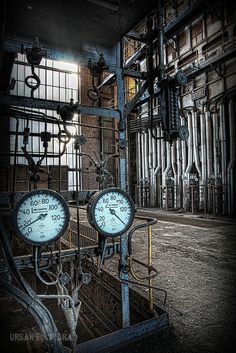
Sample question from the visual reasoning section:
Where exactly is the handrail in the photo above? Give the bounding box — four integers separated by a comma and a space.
127, 215, 159, 311
128, 215, 157, 255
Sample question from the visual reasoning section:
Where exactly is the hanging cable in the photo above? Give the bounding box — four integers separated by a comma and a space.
0, 219, 64, 353
34, 246, 59, 286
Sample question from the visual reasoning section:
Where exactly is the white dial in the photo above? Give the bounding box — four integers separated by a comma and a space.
87, 188, 135, 237
13, 189, 70, 245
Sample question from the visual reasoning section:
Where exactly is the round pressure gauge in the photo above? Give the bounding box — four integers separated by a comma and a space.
13, 189, 70, 246
87, 188, 135, 237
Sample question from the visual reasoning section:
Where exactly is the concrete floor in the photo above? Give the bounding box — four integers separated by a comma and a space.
100, 208, 236, 353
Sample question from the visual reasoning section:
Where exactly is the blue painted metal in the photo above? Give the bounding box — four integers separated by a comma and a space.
76, 313, 169, 353
4, 38, 118, 67
0, 94, 121, 120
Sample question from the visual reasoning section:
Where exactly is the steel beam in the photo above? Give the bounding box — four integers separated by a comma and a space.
125, 31, 147, 43
4, 38, 118, 67
124, 68, 147, 80
0, 94, 121, 119
0, 243, 120, 273
187, 47, 236, 79
124, 81, 149, 116
124, 0, 206, 68
164, 0, 205, 39
135, 46, 236, 107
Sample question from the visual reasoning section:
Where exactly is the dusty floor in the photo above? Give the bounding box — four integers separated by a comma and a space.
100, 208, 236, 353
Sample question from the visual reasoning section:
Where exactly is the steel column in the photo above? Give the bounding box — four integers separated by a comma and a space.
116, 42, 130, 327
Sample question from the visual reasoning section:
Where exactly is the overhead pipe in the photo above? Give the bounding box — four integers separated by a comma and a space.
227, 99, 236, 214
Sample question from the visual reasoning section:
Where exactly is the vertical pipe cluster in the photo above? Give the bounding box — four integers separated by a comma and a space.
135, 98, 235, 215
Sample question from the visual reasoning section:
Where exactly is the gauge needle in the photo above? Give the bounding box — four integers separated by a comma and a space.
109, 208, 126, 226
21, 213, 48, 229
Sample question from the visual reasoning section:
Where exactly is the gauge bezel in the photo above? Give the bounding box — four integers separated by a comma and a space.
87, 187, 135, 237
13, 189, 70, 246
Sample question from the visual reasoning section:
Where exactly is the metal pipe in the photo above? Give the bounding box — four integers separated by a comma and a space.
161, 137, 166, 207
219, 104, 227, 214
38, 294, 77, 321
200, 109, 207, 211
180, 115, 187, 174
143, 133, 146, 181
141, 133, 145, 185
171, 141, 177, 209
163, 142, 171, 185
162, 142, 171, 209
180, 115, 187, 209
176, 138, 182, 209
12, 117, 19, 207
185, 112, 193, 176
200, 109, 207, 184
154, 127, 161, 176
136, 132, 141, 205
212, 111, 219, 179
205, 111, 213, 177
184, 112, 194, 210
148, 129, 154, 206
150, 128, 157, 206
227, 99, 236, 214
192, 110, 201, 178
154, 128, 161, 207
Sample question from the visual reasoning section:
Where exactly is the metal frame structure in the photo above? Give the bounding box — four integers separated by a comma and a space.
0, 35, 135, 333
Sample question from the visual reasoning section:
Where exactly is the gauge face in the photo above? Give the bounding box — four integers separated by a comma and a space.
87, 188, 135, 237
13, 189, 70, 245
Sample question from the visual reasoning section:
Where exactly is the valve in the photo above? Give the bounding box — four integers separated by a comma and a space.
87, 54, 109, 103
40, 131, 51, 148
88, 53, 109, 77
22, 37, 47, 66
57, 99, 79, 121
21, 37, 47, 97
